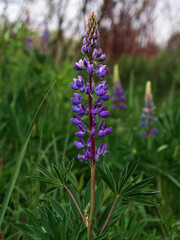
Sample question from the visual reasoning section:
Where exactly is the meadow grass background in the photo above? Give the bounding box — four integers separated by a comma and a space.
0, 19, 180, 239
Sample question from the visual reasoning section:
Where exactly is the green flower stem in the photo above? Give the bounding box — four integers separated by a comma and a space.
88, 165, 96, 240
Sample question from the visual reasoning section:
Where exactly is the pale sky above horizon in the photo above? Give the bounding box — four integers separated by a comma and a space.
0, 0, 180, 45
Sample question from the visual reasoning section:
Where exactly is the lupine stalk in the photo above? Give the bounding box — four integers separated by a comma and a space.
140, 81, 158, 139
41, 21, 49, 54
70, 12, 111, 239
112, 64, 126, 110
25, 6, 32, 51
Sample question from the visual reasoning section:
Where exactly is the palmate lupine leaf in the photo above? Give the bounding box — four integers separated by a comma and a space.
24, 209, 41, 230
15, 201, 85, 240
32, 160, 74, 192
50, 198, 66, 220
37, 207, 52, 234
71, 222, 83, 240
14, 223, 33, 235
118, 160, 139, 193
94, 182, 103, 218
97, 161, 156, 206
96, 163, 117, 194
84, 180, 91, 206
69, 185, 82, 219
97, 198, 122, 229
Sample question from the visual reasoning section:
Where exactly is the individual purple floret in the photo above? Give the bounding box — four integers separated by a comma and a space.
140, 81, 158, 137
70, 12, 111, 166
112, 64, 126, 110
41, 21, 49, 54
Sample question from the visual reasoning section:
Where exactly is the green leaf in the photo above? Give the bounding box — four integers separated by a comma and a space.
93, 232, 108, 239
14, 222, 33, 234
111, 234, 123, 240
123, 177, 153, 194
128, 198, 156, 206
33, 162, 54, 179
68, 159, 74, 173
37, 207, 52, 234
69, 185, 81, 219
50, 198, 66, 219
25, 209, 41, 229
60, 214, 68, 240
97, 198, 122, 229
94, 182, 102, 218
78, 227, 87, 240
31, 176, 57, 185
156, 144, 168, 153
84, 180, 91, 206
31, 225, 48, 240
103, 163, 117, 193
126, 192, 157, 197
96, 165, 116, 193
118, 162, 129, 192
44, 187, 57, 196
0, 132, 31, 228
51, 163, 64, 183
71, 222, 83, 240
119, 161, 138, 193
44, 205, 60, 237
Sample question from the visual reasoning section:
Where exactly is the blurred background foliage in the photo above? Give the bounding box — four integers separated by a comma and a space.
0, 0, 180, 239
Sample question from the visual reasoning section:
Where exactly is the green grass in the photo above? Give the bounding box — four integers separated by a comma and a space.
0, 25, 180, 239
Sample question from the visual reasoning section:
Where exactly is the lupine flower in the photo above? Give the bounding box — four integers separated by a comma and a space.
140, 81, 158, 137
25, 6, 33, 51
70, 12, 111, 165
25, 8, 30, 24
25, 36, 33, 51
112, 64, 126, 109
41, 21, 49, 54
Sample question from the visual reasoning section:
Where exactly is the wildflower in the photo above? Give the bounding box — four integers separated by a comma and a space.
25, 5, 33, 51
112, 64, 126, 110
25, 36, 33, 51
140, 81, 158, 137
41, 21, 49, 54
70, 12, 111, 165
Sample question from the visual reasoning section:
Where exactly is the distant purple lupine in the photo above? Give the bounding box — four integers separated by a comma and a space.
41, 21, 49, 54
25, 7, 33, 51
25, 36, 33, 51
140, 81, 158, 137
112, 64, 126, 110
70, 12, 111, 165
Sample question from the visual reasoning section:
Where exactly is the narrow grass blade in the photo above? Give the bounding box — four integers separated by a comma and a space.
0, 80, 57, 228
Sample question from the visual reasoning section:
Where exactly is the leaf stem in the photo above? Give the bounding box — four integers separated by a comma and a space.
64, 185, 87, 226
99, 196, 119, 236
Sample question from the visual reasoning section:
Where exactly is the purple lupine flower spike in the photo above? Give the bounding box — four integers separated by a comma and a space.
70, 12, 111, 165
112, 64, 126, 110
140, 81, 158, 137
25, 6, 33, 51
41, 21, 49, 54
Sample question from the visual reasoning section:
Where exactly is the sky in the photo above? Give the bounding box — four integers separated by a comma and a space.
0, 0, 180, 44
